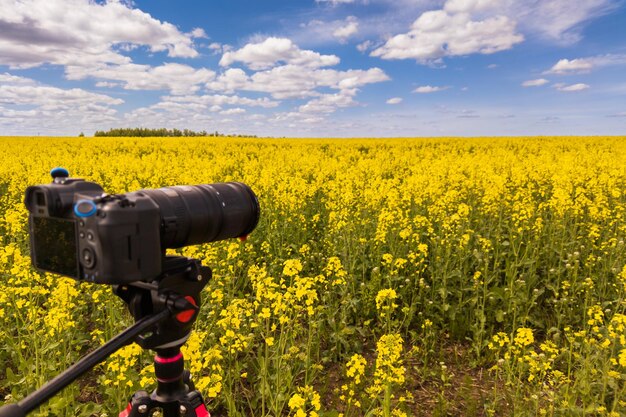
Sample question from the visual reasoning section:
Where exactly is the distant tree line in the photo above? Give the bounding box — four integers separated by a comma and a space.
93, 128, 258, 137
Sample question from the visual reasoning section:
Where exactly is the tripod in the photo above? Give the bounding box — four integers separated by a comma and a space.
0, 256, 211, 417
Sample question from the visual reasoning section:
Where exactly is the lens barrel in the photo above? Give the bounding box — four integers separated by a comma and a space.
134, 182, 260, 248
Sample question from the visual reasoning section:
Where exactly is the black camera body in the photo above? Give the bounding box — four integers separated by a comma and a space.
25, 168, 259, 284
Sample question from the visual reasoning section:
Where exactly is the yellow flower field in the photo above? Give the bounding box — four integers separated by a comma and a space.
1, 136, 626, 416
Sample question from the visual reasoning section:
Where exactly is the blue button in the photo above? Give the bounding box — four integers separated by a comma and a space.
74, 199, 97, 217
50, 167, 69, 178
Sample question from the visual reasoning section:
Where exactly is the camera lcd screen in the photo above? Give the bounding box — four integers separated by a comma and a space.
31, 217, 79, 278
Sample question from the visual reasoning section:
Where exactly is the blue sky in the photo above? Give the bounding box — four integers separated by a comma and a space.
0, 0, 625, 137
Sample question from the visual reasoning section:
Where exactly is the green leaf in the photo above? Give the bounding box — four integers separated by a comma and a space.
495, 310, 505, 323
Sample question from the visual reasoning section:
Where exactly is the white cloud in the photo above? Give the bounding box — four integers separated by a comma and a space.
0, 73, 123, 134
219, 37, 340, 70
0, 0, 200, 69
554, 83, 590, 92
442, 0, 615, 43
371, 7, 524, 63
413, 85, 449, 93
357, 40, 374, 52
189, 28, 208, 39
315, 0, 357, 5
206, 36, 390, 117
546, 58, 593, 74
269, 111, 325, 128
443, 0, 500, 14
296, 17, 368, 46
162, 94, 280, 109
522, 78, 549, 87
546, 54, 626, 75
207, 42, 232, 55
299, 90, 357, 114
206, 68, 250, 94
220, 108, 246, 115
111, 93, 276, 136
66, 63, 215, 95
386, 97, 403, 104
333, 16, 359, 43
513, 0, 616, 43
0, 76, 123, 108
95, 81, 121, 88
361, 0, 613, 65
208, 65, 389, 99
0, 72, 36, 85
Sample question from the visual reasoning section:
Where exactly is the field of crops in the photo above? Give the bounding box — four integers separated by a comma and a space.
1, 136, 626, 417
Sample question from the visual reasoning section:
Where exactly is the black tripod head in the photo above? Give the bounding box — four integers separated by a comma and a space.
0, 256, 213, 417
115, 256, 211, 350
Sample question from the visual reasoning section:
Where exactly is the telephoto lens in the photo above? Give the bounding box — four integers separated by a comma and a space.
134, 182, 260, 249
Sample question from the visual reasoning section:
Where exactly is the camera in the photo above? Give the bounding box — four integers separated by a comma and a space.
0, 167, 262, 417
24, 168, 260, 284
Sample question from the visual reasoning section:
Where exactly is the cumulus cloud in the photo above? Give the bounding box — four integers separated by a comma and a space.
220, 108, 246, 115
446, 0, 615, 43
269, 111, 325, 129
413, 85, 449, 93
514, 0, 617, 43
95, 81, 122, 88
546, 54, 626, 75
553, 83, 590, 92
357, 40, 374, 52
65, 62, 215, 95
115, 93, 279, 137
546, 58, 594, 74
162, 94, 280, 109
294, 16, 374, 46
0, 74, 123, 108
448, 0, 613, 44
522, 78, 549, 87
121, 95, 285, 137
208, 65, 389, 100
0, 72, 123, 134
205, 68, 250, 94
0, 0, 200, 69
0, 72, 36, 85
207, 42, 232, 56
315, 0, 357, 5
443, 0, 500, 14
333, 16, 359, 43
363, 0, 614, 65
210, 37, 390, 118
299, 90, 358, 114
219, 37, 340, 70
370, 1, 524, 63
202, 35, 391, 121
188, 28, 208, 39
386, 97, 403, 104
